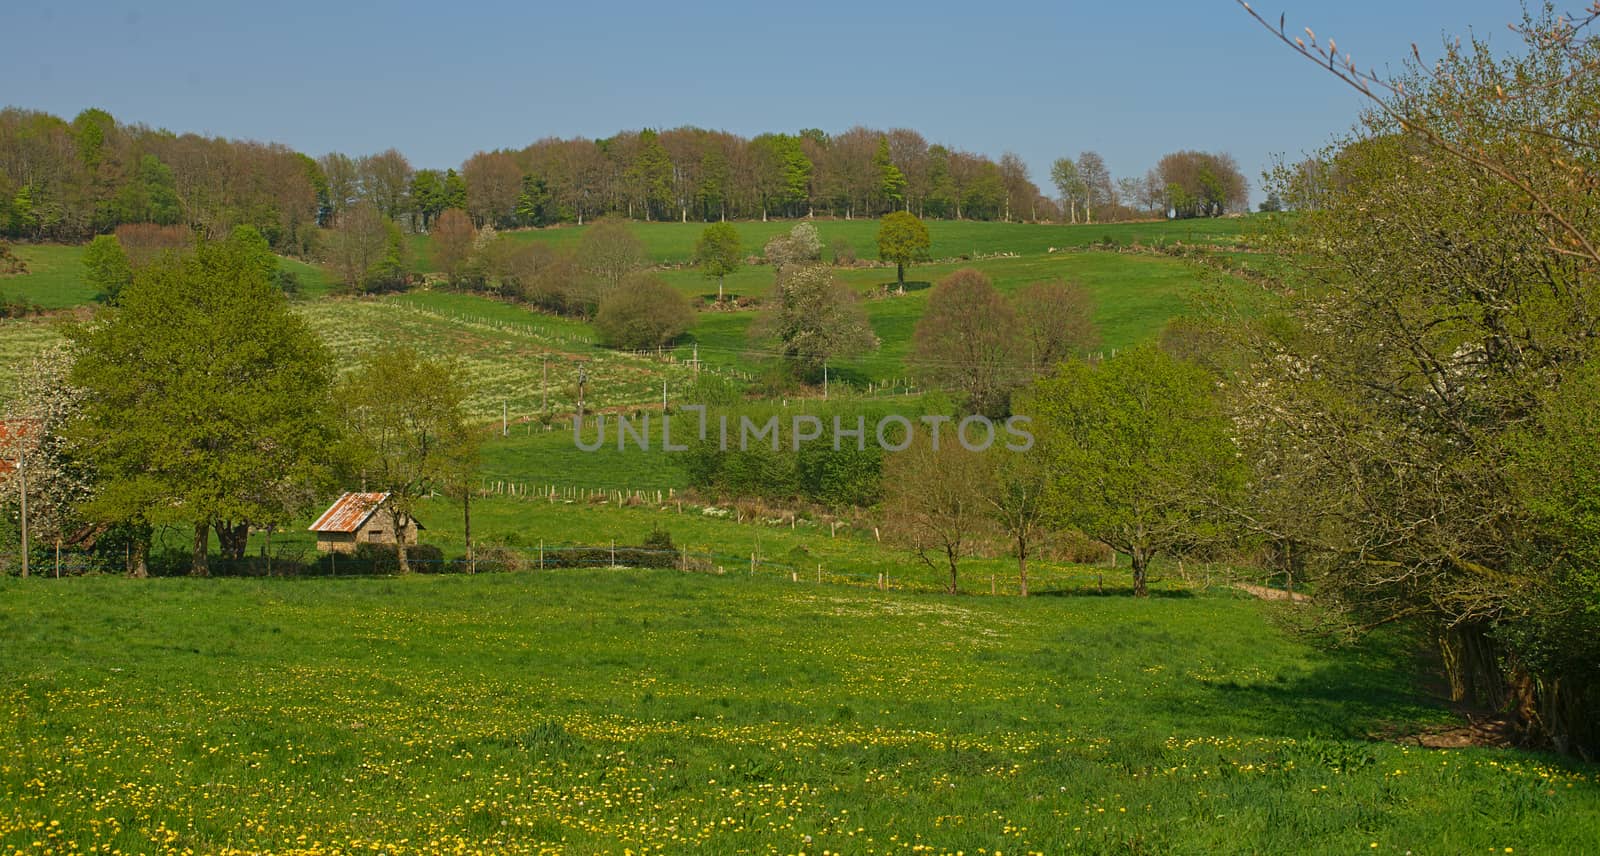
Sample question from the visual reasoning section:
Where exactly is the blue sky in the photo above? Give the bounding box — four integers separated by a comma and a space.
4, 1, 1521, 203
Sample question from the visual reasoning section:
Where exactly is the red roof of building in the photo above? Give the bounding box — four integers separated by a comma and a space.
308, 492, 390, 533
0, 420, 37, 476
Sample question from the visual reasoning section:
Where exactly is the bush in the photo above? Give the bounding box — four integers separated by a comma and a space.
829, 235, 857, 266
594, 273, 694, 349
348, 542, 445, 574
451, 544, 528, 574
540, 543, 678, 569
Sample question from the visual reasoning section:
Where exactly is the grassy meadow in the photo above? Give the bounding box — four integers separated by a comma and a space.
0, 218, 1256, 416
3, 571, 1595, 854
405, 215, 1256, 272
3, 216, 1598, 853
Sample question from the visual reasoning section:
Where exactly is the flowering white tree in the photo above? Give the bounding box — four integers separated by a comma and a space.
2, 343, 95, 559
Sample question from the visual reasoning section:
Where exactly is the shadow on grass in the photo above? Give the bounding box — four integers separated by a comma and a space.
1032, 586, 1196, 599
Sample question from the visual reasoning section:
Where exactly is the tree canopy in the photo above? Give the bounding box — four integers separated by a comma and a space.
68, 228, 340, 576
876, 211, 930, 286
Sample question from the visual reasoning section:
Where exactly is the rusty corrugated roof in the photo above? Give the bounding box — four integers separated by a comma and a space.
0, 420, 37, 476
308, 492, 390, 533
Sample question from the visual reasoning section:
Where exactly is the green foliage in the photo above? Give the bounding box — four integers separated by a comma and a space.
680, 403, 889, 507
752, 264, 877, 381
875, 211, 930, 285
67, 230, 341, 574
874, 137, 906, 208
1027, 345, 1241, 595
338, 345, 478, 572
594, 273, 694, 350
693, 222, 742, 297
81, 235, 132, 304
365, 219, 410, 293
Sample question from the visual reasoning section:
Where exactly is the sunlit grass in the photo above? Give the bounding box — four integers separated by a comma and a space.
2, 569, 1593, 854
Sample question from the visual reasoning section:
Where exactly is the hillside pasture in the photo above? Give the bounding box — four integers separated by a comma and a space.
409, 215, 1259, 272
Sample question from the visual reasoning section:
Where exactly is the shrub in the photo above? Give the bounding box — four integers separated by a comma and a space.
594, 273, 694, 350
829, 235, 857, 266
349, 542, 445, 574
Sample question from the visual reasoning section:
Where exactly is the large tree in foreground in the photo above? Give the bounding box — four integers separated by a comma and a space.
70, 228, 340, 576
338, 346, 477, 574
1026, 345, 1239, 597
1232, 2, 1600, 755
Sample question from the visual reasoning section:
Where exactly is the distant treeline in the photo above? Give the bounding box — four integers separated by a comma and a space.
0, 107, 1250, 251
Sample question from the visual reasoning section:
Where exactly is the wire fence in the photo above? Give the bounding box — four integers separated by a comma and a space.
0, 542, 1072, 596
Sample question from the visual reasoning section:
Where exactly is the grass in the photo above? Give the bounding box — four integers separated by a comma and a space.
409, 215, 1259, 270
0, 315, 74, 402
0, 244, 98, 308
2, 570, 1595, 854
676, 250, 1242, 385
293, 292, 699, 421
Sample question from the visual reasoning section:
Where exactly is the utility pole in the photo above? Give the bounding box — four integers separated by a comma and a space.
17, 443, 28, 579
502, 400, 508, 437
823, 361, 829, 400
577, 365, 587, 420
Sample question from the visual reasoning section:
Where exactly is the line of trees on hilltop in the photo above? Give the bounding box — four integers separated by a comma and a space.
1, 108, 1250, 250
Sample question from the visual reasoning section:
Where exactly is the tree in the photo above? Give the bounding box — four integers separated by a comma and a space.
1013, 279, 1099, 373
357, 149, 412, 219
764, 221, 822, 279
911, 269, 1022, 418
1076, 152, 1113, 224
1, 344, 94, 569
82, 234, 132, 304
576, 218, 646, 310
1156, 151, 1248, 218
876, 211, 930, 286
754, 263, 877, 381
595, 273, 694, 350
693, 222, 742, 301
431, 208, 476, 285
69, 230, 340, 576
1050, 158, 1084, 223
1026, 345, 1240, 596
1232, 2, 1600, 754
338, 346, 476, 574
883, 438, 992, 594
874, 136, 907, 212
323, 202, 391, 293
983, 450, 1050, 597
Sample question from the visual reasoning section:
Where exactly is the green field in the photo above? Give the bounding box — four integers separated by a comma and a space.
408, 215, 1259, 272
0, 220, 1252, 415
3, 572, 1594, 854
1, 244, 99, 308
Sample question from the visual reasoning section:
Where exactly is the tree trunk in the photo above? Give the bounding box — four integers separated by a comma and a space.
464, 490, 474, 575
217, 522, 249, 562
1439, 623, 1506, 708
1017, 543, 1028, 598
391, 509, 411, 574
1130, 549, 1148, 597
945, 546, 960, 595
897, 262, 905, 286
191, 521, 210, 577
127, 537, 149, 579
